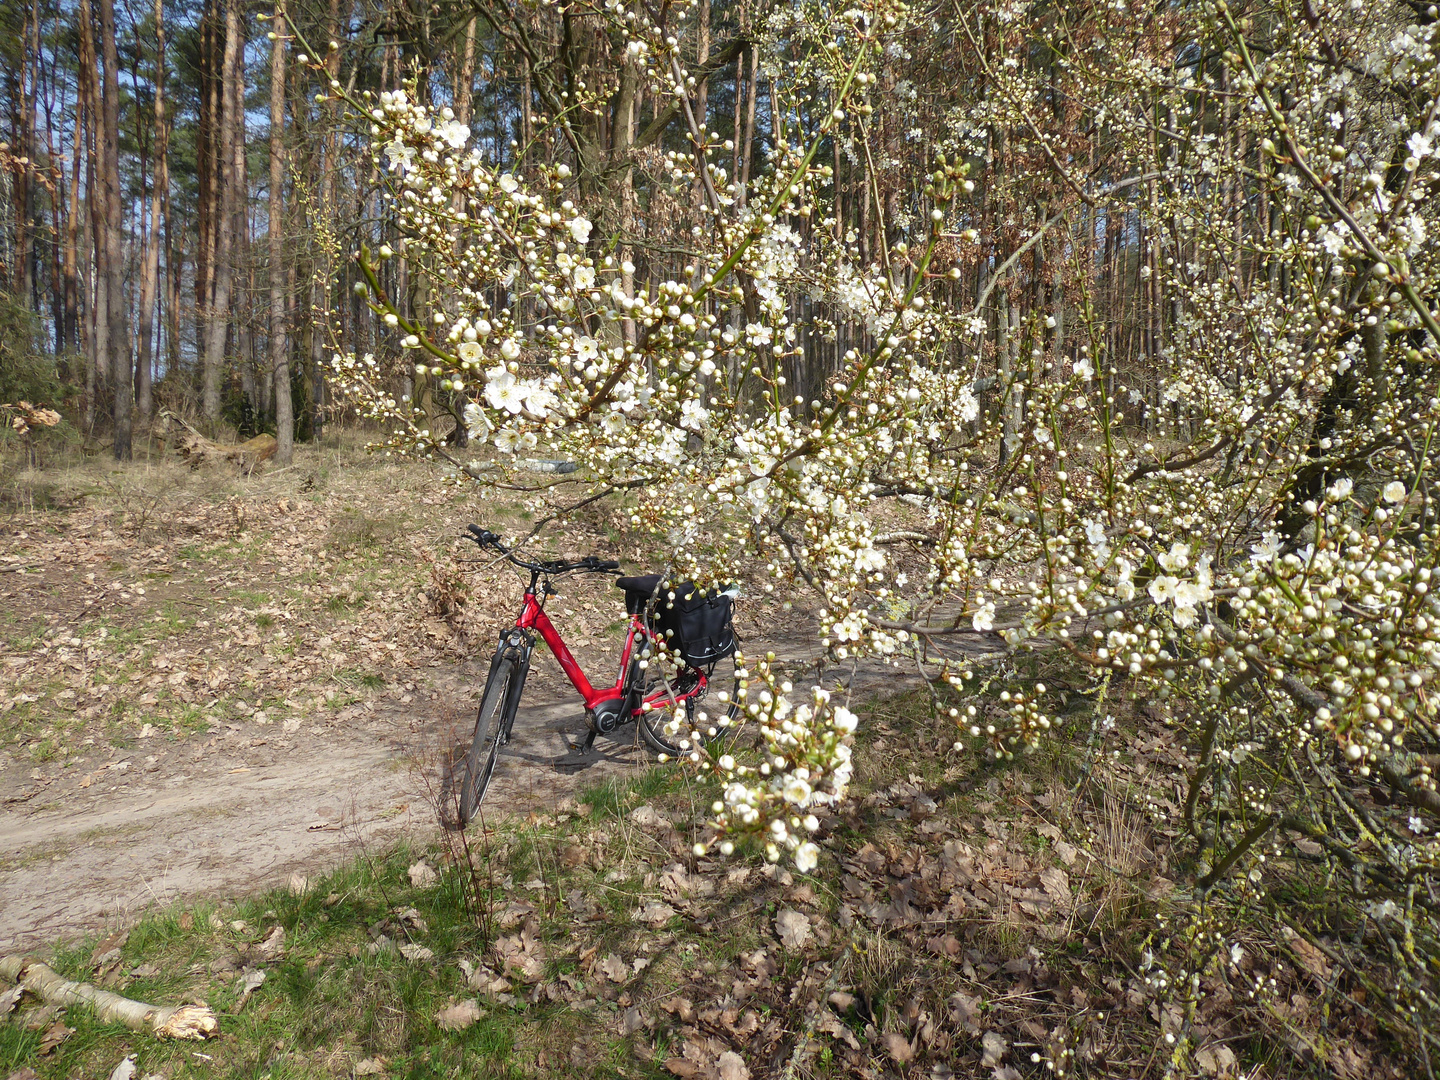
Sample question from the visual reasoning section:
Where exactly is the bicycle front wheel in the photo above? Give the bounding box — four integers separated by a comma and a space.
459, 657, 518, 824
637, 650, 743, 758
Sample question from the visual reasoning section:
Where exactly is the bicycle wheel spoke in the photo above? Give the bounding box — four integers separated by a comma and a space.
459, 658, 516, 824
638, 650, 741, 758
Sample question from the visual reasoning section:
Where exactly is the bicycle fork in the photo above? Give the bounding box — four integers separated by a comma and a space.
493, 627, 533, 745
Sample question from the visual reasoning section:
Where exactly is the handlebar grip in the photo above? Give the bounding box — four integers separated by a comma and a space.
597, 560, 621, 571
465, 525, 506, 552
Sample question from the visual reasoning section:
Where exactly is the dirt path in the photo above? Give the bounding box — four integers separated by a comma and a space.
0, 681, 663, 952
0, 641, 997, 953
0, 451, 1004, 954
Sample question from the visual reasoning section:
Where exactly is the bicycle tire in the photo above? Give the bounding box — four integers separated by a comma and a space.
637, 649, 742, 758
458, 657, 518, 824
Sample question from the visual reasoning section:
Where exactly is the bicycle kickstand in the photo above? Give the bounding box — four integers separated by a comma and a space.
555, 727, 597, 768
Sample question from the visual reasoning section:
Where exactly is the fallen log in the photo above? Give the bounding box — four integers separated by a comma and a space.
460, 458, 578, 477
159, 411, 277, 472
0, 955, 218, 1040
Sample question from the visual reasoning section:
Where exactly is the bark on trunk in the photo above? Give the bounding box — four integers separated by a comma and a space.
63, 46, 84, 357
613, 56, 638, 344
738, 43, 758, 205
135, 0, 167, 427
269, 5, 291, 464
694, 0, 710, 134
196, 0, 219, 320
99, 0, 132, 460
456, 17, 476, 130
202, 0, 243, 422
78, 0, 102, 429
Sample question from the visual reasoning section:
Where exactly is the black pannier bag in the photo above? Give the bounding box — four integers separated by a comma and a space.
652, 582, 737, 667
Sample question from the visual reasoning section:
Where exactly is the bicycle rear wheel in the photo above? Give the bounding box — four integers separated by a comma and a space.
637, 650, 743, 758
458, 657, 518, 824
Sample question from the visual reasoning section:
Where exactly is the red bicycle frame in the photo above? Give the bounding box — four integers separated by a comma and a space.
513, 583, 706, 716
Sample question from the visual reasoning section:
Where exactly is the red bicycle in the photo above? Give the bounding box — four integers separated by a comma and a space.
456, 525, 741, 823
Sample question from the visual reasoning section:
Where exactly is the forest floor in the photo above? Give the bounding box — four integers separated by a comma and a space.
0, 434, 903, 953
0, 435, 1414, 1079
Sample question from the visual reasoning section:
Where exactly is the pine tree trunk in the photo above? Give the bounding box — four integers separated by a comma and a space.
99, 0, 132, 460
310, 0, 342, 441
13, 2, 36, 313
196, 0, 217, 334
694, 0, 710, 133
63, 63, 83, 356
232, 31, 253, 426
135, 0, 166, 427
78, 0, 104, 430
165, 176, 181, 380
203, 0, 243, 423
739, 43, 758, 205
269, 3, 292, 464
456, 17, 476, 130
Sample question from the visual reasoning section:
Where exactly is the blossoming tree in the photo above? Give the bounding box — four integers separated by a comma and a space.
319, 0, 1440, 1053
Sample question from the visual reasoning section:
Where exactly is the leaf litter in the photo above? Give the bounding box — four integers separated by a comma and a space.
0, 455, 1417, 1077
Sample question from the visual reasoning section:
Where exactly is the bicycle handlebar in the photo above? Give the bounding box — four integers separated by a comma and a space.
464, 525, 620, 575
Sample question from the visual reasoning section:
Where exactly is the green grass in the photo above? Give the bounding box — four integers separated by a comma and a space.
2, 678, 1390, 1079
0, 848, 526, 1080
0, 811, 703, 1080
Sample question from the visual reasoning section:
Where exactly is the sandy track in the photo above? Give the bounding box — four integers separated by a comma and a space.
0, 691, 658, 953
0, 636, 1007, 952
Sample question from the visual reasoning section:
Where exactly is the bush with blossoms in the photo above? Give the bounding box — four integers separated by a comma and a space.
323, 0, 1440, 1055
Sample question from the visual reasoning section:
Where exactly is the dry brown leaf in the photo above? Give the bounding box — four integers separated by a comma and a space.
814, 1011, 861, 1050
927, 933, 962, 958
1280, 927, 1332, 983
775, 909, 810, 950
662, 996, 697, 1022
492, 901, 535, 930
253, 925, 286, 962
435, 999, 485, 1031
235, 967, 266, 1011
1195, 1044, 1238, 1076
1039, 867, 1070, 906
38, 1020, 73, 1056
629, 804, 673, 832
0, 984, 23, 1017
599, 953, 629, 983
660, 864, 701, 903
635, 902, 678, 927
980, 1031, 1007, 1068
493, 932, 544, 983
882, 1033, 915, 1064
91, 928, 129, 969
716, 1050, 750, 1080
